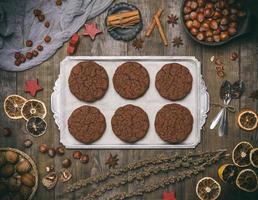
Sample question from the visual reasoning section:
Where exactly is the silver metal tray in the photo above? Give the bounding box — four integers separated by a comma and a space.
51, 56, 209, 149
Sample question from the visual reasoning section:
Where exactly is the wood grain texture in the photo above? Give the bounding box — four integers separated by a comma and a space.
0, 0, 258, 200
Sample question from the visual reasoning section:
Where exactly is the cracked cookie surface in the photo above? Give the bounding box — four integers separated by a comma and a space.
155, 103, 193, 144
68, 105, 106, 144
155, 63, 192, 101
68, 61, 109, 102
113, 62, 150, 99
111, 104, 149, 143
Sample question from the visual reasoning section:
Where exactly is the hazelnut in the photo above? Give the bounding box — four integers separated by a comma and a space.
205, 30, 213, 37
184, 14, 190, 21
32, 50, 38, 57
218, 1, 225, 9
15, 60, 21, 66
38, 14, 45, 22
229, 22, 237, 28
80, 154, 89, 164
222, 9, 229, 16
237, 10, 246, 18
39, 144, 48, 153
213, 11, 221, 19
230, 8, 238, 15
44, 21, 50, 28
72, 151, 82, 159
44, 36, 51, 43
220, 31, 229, 41
197, 0, 205, 7
185, 1, 192, 7
15, 52, 21, 59
48, 148, 56, 158
199, 7, 204, 13
20, 55, 26, 63
190, 12, 197, 20
56, 145, 65, 155
229, 14, 237, 22
25, 52, 33, 60
190, 27, 198, 36
25, 40, 33, 47
210, 20, 218, 30
213, 35, 221, 42
184, 6, 191, 14
62, 158, 71, 168
206, 37, 214, 42
190, 1, 198, 10
200, 22, 209, 32
228, 27, 237, 36
213, 28, 221, 35
192, 20, 201, 29
205, 2, 213, 9
33, 9, 42, 17
24, 139, 33, 148
220, 17, 229, 25
37, 45, 43, 51
204, 8, 213, 18
196, 32, 205, 41
185, 20, 193, 29
197, 13, 204, 22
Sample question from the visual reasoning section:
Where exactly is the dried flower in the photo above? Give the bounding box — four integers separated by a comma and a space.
132, 38, 144, 50
172, 36, 183, 47
167, 14, 178, 27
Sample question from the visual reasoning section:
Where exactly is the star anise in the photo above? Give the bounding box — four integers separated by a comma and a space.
105, 153, 119, 169
249, 90, 258, 101
132, 38, 144, 50
167, 14, 178, 27
172, 36, 183, 47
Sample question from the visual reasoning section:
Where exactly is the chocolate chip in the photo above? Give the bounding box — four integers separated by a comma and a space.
26, 52, 33, 60
38, 14, 45, 22
44, 35, 51, 43
26, 40, 33, 47
15, 52, 21, 59
15, 59, 21, 66
33, 9, 42, 17
20, 55, 26, 63
44, 21, 50, 28
32, 50, 38, 57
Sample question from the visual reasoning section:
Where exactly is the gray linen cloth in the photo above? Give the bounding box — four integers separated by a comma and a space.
0, 0, 113, 71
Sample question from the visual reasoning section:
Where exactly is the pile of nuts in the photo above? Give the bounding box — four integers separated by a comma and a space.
183, 0, 247, 43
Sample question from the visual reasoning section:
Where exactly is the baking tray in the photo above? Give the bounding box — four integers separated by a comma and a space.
51, 56, 209, 149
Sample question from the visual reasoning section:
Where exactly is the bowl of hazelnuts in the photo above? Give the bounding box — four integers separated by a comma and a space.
181, 0, 251, 46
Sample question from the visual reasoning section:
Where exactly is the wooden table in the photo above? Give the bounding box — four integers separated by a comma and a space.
0, 1, 258, 199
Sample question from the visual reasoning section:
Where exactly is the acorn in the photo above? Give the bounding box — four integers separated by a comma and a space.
16, 160, 32, 174
5, 151, 19, 164
21, 173, 35, 188
0, 164, 14, 178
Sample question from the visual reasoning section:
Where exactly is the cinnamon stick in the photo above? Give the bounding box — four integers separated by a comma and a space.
145, 8, 163, 37
107, 10, 139, 25
154, 15, 168, 46
107, 15, 140, 27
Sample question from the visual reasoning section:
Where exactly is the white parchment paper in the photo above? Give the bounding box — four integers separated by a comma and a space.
54, 56, 204, 149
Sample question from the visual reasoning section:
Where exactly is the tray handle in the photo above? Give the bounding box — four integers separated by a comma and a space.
199, 78, 210, 130
51, 76, 61, 130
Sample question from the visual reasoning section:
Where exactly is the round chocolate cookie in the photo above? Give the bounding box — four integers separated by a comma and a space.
111, 104, 149, 143
68, 105, 106, 144
155, 103, 193, 144
155, 63, 193, 101
68, 61, 109, 102
113, 62, 150, 99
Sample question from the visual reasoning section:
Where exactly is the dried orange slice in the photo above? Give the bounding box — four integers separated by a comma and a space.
232, 141, 253, 167
196, 177, 221, 200
26, 116, 47, 137
236, 169, 258, 192
218, 164, 239, 184
237, 109, 258, 131
4, 95, 27, 119
250, 148, 258, 168
21, 99, 47, 120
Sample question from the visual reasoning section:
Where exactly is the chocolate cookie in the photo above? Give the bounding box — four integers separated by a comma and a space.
68, 105, 106, 144
111, 104, 149, 143
155, 63, 193, 101
68, 61, 109, 102
113, 62, 150, 99
155, 103, 193, 144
